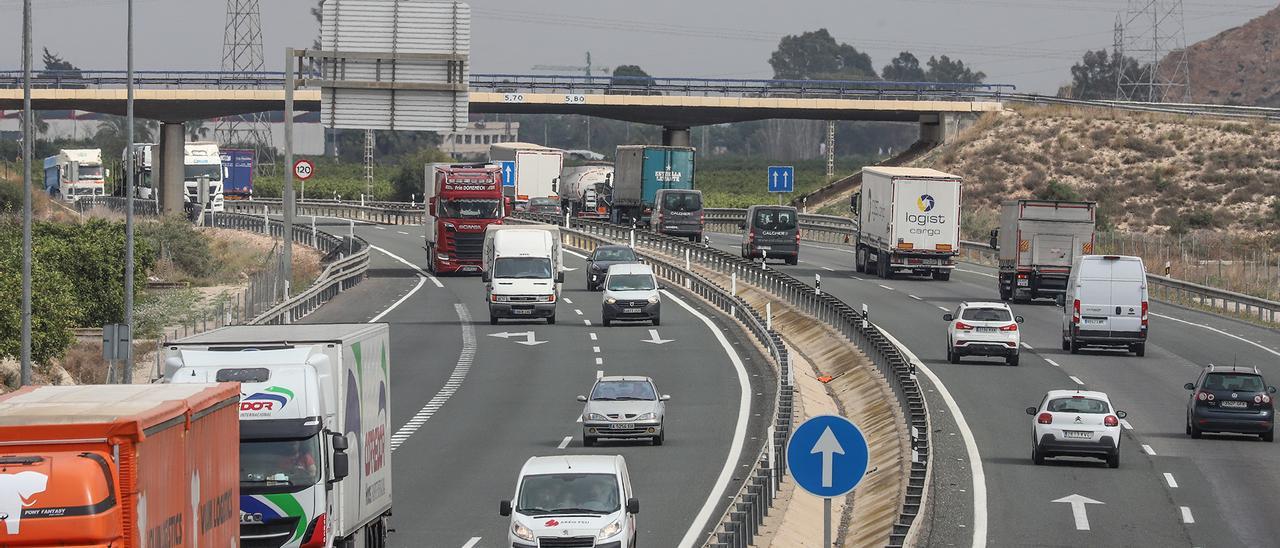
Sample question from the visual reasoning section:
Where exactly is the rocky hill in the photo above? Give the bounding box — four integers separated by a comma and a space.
1163, 5, 1280, 106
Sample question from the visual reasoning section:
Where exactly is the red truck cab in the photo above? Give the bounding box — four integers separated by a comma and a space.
425, 164, 506, 274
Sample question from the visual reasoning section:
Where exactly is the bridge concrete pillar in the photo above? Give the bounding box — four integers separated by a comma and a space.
662, 126, 691, 147
158, 121, 186, 216
919, 113, 977, 144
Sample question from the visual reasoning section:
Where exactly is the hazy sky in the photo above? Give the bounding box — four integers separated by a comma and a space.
1, 0, 1275, 94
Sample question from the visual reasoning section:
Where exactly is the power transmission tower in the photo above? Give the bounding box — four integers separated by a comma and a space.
215, 0, 276, 176
1116, 0, 1190, 103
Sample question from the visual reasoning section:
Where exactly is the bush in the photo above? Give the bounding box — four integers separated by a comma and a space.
0, 224, 78, 367
33, 219, 154, 328
1036, 180, 1082, 201
138, 216, 214, 280
391, 148, 454, 201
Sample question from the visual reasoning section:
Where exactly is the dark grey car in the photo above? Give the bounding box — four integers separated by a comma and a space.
1185, 365, 1276, 441
586, 245, 639, 290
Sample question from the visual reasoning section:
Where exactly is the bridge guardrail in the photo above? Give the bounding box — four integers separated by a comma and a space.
226, 199, 424, 225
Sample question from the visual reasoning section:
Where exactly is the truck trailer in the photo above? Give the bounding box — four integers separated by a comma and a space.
0, 383, 241, 546
164, 323, 393, 548
994, 199, 1097, 301
854, 167, 962, 280
559, 163, 614, 218
489, 142, 564, 206
610, 145, 694, 226
425, 163, 506, 274
221, 148, 255, 200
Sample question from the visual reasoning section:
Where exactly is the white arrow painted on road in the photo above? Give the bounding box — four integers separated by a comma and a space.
1052, 494, 1104, 531
811, 426, 845, 488
642, 329, 673, 345
487, 331, 547, 346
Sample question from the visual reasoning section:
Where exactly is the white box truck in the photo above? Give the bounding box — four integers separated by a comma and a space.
43, 148, 107, 201
163, 323, 393, 548
854, 167, 962, 280
993, 199, 1097, 301
482, 224, 563, 325
489, 142, 564, 207
185, 141, 226, 212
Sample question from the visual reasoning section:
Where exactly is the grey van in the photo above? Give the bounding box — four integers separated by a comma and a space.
1060, 255, 1149, 356
653, 189, 705, 242
740, 205, 799, 265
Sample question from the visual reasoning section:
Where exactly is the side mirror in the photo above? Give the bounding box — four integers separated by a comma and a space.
626, 498, 640, 514
482, 271, 491, 282
1270, 386, 1277, 394
1055, 295, 1066, 307
556, 271, 565, 284
1184, 382, 1195, 390
660, 394, 671, 401
499, 500, 512, 517
331, 452, 350, 482
1116, 410, 1128, 419
657, 285, 667, 291
1025, 407, 1037, 415
577, 395, 587, 402
942, 313, 954, 322
737, 222, 746, 230
331, 433, 349, 451
1015, 315, 1024, 323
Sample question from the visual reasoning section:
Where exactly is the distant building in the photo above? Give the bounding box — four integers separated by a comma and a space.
441, 121, 520, 159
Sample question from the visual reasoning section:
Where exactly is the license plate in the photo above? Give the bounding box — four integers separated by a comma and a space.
624, 308, 643, 314
512, 309, 532, 315
976, 327, 997, 333
460, 265, 479, 272
1083, 318, 1107, 326
1063, 431, 1091, 439
610, 423, 634, 430
757, 246, 772, 250
1221, 400, 1248, 408
1017, 279, 1029, 286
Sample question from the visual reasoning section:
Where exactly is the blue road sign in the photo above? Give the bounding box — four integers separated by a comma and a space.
768, 165, 794, 193
787, 414, 869, 498
499, 161, 516, 187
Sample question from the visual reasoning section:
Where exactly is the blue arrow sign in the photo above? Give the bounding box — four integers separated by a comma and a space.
768, 165, 794, 193
787, 414, 869, 498
499, 161, 516, 187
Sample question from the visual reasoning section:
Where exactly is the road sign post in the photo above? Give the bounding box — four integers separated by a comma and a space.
787, 414, 870, 546
768, 165, 795, 205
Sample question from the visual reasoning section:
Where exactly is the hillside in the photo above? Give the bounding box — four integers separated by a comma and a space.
1161, 5, 1280, 106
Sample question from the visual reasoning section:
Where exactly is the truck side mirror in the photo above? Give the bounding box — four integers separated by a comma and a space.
331, 432, 350, 482
989, 229, 999, 249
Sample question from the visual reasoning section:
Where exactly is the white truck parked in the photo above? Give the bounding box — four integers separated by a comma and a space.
489, 142, 564, 207
482, 224, 563, 325
186, 141, 226, 212
164, 323, 393, 548
993, 199, 1097, 302
853, 167, 962, 280
43, 148, 107, 201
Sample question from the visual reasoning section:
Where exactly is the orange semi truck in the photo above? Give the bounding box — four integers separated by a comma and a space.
0, 383, 241, 547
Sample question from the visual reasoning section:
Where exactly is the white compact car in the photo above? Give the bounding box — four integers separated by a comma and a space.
1026, 390, 1127, 468
944, 302, 1024, 365
500, 455, 639, 548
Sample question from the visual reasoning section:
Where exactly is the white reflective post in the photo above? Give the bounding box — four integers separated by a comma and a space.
731, 272, 737, 295
766, 302, 772, 330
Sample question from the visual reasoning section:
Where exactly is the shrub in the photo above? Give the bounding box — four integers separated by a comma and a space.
0, 225, 78, 367
32, 219, 154, 328
1037, 180, 1082, 201
138, 217, 215, 280
1186, 209, 1215, 229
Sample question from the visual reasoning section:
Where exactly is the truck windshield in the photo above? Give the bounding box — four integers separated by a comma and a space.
753, 209, 797, 230
606, 274, 655, 291
517, 473, 620, 516
185, 164, 223, 182
240, 436, 321, 489
78, 165, 104, 179
494, 257, 553, 279
661, 191, 701, 212
440, 199, 501, 219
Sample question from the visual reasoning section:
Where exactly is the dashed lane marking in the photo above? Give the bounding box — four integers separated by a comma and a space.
821, 266, 835, 271
389, 304, 474, 451
575, 309, 584, 316
1069, 376, 1084, 385
596, 370, 603, 379
397, 231, 408, 235
937, 306, 950, 312
589, 333, 598, 341
1021, 342, 1033, 350
1045, 358, 1060, 367
462, 537, 481, 548
1120, 419, 1133, 430
564, 297, 573, 304
595, 357, 603, 365
1181, 507, 1195, 524
1164, 473, 1178, 488
909, 295, 921, 300
584, 320, 592, 326
557, 436, 573, 449
592, 346, 601, 353
878, 284, 893, 290
1142, 444, 1156, 456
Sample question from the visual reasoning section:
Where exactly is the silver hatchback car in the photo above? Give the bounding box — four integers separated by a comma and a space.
577, 376, 670, 446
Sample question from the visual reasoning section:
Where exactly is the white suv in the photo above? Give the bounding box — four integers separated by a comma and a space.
500, 455, 639, 547
1026, 390, 1127, 468
944, 302, 1024, 365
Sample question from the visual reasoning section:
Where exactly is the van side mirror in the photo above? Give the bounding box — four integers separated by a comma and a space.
942, 313, 954, 322
499, 500, 512, 517
626, 498, 640, 514
482, 271, 491, 282
1055, 295, 1065, 307
660, 394, 671, 401
1025, 407, 1037, 415
1184, 382, 1195, 390
1270, 386, 1277, 394
556, 271, 565, 284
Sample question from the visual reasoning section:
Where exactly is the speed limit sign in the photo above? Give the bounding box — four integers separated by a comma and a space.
293, 159, 315, 181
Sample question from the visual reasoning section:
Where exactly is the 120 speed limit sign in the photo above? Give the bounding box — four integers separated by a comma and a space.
293, 159, 315, 180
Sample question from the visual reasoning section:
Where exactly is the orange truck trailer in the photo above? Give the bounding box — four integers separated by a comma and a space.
0, 383, 241, 547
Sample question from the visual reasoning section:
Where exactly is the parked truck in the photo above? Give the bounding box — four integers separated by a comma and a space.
164, 323, 393, 548
221, 148, 255, 200
0, 383, 241, 546
185, 142, 226, 212
43, 148, 107, 201
559, 163, 614, 218
489, 142, 564, 207
482, 225, 563, 325
853, 167, 962, 280
425, 163, 506, 274
993, 199, 1097, 301
610, 145, 695, 226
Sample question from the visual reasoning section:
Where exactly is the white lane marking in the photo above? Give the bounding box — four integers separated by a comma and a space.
1142, 444, 1156, 456
462, 537, 481, 548
584, 320, 592, 326
576, 414, 583, 423
1045, 358, 1061, 367
668, 288, 752, 548
878, 284, 893, 290
596, 369, 603, 379
1164, 473, 1179, 488
1181, 506, 1195, 524
370, 275, 427, 323
876, 327, 987, 548
937, 306, 950, 312
595, 357, 603, 365
589, 333, 598, 341
575, 309, 584, 316
370, 244, 444, 288
1021, 342, 1033, 350
565, 249, 589, 259
564, 297, 573, 304
592, 346, 601, 353
376, 226, 386, 230
1151, 313, 1280, 359
557, 436, 573, 449
821, 266, 835, 271
957, 268, 997, 278
390, 304, 474, 451
1120, 419, 1133, 430
849, 275, 865, 280
397, 230, 408, 235
1069, 376, 1085, 385
908, 294, 921, 300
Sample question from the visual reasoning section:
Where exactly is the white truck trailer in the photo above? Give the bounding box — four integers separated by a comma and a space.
164, 323, 393, 548
489, 142, 564, 206
854, 167, 962, 280
482, 224, 563, 325
993, 199, 1097, 301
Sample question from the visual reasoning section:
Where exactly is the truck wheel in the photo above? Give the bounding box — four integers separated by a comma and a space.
999, 284, 1012, 301
786, 256, 798, 266
1131, 343, 1146, 357
548, 315, 556, 325
932, 270, 951, 281
489, 315, 498, 326
1069, 336, 1081, 354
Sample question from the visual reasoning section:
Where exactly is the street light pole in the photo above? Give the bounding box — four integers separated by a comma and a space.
282, 48, 295, 297
20, 0, 33, 386
123, 0, 136, 383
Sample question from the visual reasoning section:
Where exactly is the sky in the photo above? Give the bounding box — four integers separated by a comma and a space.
1, 0, 1276, 94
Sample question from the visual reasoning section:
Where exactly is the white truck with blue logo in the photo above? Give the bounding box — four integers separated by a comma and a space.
163, 323, 393, 548
853, 166, 962, 281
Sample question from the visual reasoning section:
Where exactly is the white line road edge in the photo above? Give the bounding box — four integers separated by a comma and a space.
370, 275, 427, 323
876, 327, 987, 548
667, 288, 752, 548
461, 537, 480, 548
389, 304, 475, 451
1151, 313, 1280, 359
370, 244, 444, 288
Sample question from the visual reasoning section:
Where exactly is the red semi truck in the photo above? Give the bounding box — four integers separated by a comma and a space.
425, 163, 507, 274
0, 383, 241, 547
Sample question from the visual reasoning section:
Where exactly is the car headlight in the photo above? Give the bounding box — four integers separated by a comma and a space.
647, 295, 659, 304
596, 519, 622, 540
635, 412, 656, 421
605, 297, 617, 304
512, 522, 535, 541
586, 413, 608, 421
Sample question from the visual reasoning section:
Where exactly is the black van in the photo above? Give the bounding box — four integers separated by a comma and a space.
740, 205, 799, 265
653, 189, 705, 242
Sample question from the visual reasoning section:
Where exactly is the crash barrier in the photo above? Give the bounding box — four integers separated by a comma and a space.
226, 199, 424, 225
518, 213, 930, 548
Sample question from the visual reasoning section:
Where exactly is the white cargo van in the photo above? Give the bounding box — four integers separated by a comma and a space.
483, 225, 563, 324
500, 455, 639, 548
1060, 255, 1149, 356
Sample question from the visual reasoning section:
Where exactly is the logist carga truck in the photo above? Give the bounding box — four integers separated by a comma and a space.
993, 199, 1097, 302
0, 383, 241, 546
853, 167, 962, 280
610, 145, 694, 226
483, 225, 563, 325
164, 323, 393, 548
425, 163, 506, 274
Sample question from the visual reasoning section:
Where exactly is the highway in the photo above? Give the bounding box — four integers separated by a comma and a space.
299, 220, 774, 546
705, 231, 1280, 547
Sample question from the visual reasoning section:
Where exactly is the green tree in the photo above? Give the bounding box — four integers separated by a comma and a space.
1066, 48, 1144, 100
925, 55, 986, 83
35, 219, 154, 327
610, 64, 654, 88
882, 51, 926, 82
611, 65, 650, 78
93, 115, 157, 163
41, 47, 83, 80
391, 148, 454, 201
0, 225, 78, 367
768, 29, 878, 80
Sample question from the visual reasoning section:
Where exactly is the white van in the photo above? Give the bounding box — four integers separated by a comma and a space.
1060, 255, 1149, 356
483, 225, 564, 325
500, 455, 639, 548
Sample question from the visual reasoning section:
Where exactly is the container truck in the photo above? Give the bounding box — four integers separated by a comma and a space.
993, 199, 1097, 301
559, 163, 614, 218
185, 142, 226, 213
425, 163, 506, 274
0, 383, 241, 546
853, 167, 962, 280
610, 145, 694, 226
43, 148, 107, 201
489, 142, 564, 207
482, 225, 563, 325
164, 323, 393, 548
221, 148, 255, 200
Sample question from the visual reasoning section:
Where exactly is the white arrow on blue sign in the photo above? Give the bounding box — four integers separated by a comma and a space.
786, 414, 869, 498
768, 165, 794, 193
499, 161, 516, 187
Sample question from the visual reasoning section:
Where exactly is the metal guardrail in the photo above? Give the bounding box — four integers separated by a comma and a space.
226, 199, 424, 225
